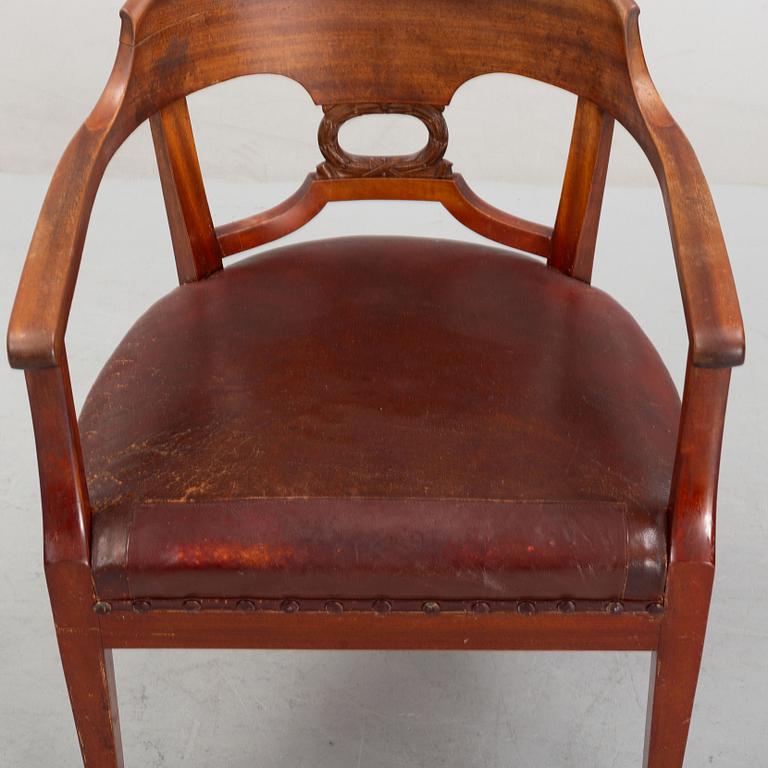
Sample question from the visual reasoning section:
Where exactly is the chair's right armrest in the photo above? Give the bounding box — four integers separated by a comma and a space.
7, 123, 115, 371
8, 40, 136, 570
8, 36, 134, 371
6, 122, 114, 564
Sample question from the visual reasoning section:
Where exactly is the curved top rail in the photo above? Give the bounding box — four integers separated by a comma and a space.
116, 0, 641, 120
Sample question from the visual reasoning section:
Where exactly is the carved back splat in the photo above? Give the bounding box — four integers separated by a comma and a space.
317, 103, 452, 180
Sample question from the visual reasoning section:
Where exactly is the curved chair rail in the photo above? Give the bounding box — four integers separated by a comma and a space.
215, 174, 554, 259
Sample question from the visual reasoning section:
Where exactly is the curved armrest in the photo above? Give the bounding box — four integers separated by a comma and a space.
7, 46, 132, 371
623, 13, 745, 370
654, 125, 745, 368
8, 128, 109, 369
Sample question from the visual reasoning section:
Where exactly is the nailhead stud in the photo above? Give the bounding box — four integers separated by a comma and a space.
647, 602, 665, 615
281, 599, 300, 614
236, 599, 256, 612
557, 600, 577, 614
325, 600, 344, 614
471, 601, 491, 614
93, 601, 112, 615
132, 600, 151, 613
517, 601, 537, 615
183, 599, 202, 612
606, 601, 624, 615
372, 599, 392, 614
422, 600, 441, 615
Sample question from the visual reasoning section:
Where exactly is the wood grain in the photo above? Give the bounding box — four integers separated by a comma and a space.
316, 103, 452, 180
551, 97, 615, 282
100, 610, 662, 651
215, 174, 554, 257
150, 97, 223, 283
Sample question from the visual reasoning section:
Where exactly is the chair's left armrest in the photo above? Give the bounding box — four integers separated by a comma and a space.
653, 130, 742, 564
650, 124, 745, 369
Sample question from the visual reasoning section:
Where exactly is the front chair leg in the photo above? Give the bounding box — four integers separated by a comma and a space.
643, 564, 714, 768
57, 628, 124, 768
48, 564, 124, 768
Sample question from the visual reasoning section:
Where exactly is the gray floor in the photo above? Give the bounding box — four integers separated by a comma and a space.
1, 173, 765, 766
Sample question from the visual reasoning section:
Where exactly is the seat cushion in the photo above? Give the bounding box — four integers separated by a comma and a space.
82, 236, 680, 608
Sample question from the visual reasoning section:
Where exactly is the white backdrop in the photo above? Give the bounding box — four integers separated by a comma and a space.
1, 0, 766, 186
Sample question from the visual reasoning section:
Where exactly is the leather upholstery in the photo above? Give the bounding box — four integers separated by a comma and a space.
81, 237, 680, 603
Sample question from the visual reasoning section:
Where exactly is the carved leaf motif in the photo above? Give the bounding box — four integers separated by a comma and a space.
317, 103, 452, 180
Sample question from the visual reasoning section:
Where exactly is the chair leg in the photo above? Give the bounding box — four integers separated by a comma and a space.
47, 562, 124, 768
56, 624, 125, 768
643, 564, 713, 768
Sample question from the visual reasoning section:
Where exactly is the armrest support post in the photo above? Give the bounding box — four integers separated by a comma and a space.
668, 360, 732, 566
25, 354, 92, 567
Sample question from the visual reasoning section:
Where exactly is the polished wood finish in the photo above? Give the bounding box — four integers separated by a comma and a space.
316, 103, 452, 179
26, 362, 124, 766
216, 174, 554, 257
551, 97, 615, 282
100, 610, 662, 652
641, 365, 731, 768
50, 564, 124, 768
7, 2, 744, 767
149, 97, 222, 283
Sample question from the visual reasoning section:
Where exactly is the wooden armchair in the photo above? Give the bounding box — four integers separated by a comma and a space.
7, 1, 745, 766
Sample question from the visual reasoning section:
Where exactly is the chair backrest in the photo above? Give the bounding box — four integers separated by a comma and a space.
119, 0, 640, 119
100, 0, 659, 284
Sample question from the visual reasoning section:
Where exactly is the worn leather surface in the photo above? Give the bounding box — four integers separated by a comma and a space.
81, 237, 680, 602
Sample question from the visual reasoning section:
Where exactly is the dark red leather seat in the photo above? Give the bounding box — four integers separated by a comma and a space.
81, 237, 679, 609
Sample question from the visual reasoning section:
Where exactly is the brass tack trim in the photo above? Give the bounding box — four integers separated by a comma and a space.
372, 599, 392, 614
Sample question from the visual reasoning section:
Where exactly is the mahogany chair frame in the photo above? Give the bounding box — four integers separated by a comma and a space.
7, 1, 744, 767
